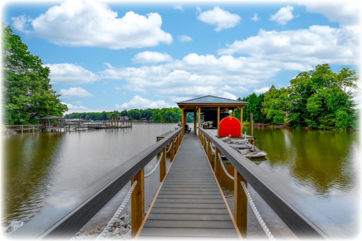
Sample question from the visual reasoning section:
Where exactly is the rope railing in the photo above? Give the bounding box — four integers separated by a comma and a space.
166, 141, 173, 153
217, 152, 275, 240
218, 152, 235, 180
144, 152, 164, 178
240, 181, 275, 240
96, 180, 138, 239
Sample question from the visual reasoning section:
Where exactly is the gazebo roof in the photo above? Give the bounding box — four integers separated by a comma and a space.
39, 116, 65, 120
177, 95, 248, 105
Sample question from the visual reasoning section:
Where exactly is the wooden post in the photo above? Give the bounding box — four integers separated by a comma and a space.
234, 168, 247, 238
181, 108, 185, 132
207, 140, 212, 162
240, 106, 243, 137
194, 108, 197, 135
131, 168, 144, 237
217, 106, 220, 137
21, 125, 23, 133
160, 147, 166, 182
233, 109, 235, 117
214, 147, 221, 181
250, 113, 253, 137
198, 107, 201, 135
170, 138, 175, 162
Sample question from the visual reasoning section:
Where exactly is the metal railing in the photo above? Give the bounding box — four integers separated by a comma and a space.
198, 127, 328, 239
8, 128, 184, 239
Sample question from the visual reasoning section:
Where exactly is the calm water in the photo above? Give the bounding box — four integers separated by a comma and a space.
2, 124, 360, 238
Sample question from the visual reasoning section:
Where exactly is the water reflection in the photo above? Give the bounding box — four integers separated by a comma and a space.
3, 133, 64, 225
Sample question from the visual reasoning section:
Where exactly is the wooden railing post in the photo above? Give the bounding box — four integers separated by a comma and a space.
207, 139, 212, 162
160, 147, 166, 182
214, 147, 221, 181
131, 168, 144, 237
234, 168, 247, 238
170, 138, 175, 162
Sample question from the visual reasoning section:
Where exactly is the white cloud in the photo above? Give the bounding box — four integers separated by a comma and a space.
44, 63, 100, 85
179, 35, 193, 42
99, 54, 271, 102
103, 90, 108, 95
269, 6, 294, 25
73, 101, 83, 105
221, 92, 237, 100
11, 15, 31, 33
13, 0, 172, 49
114, 86, 122, 90
251, 13, 260, 21
173, 5, 184, 11
59, 87, 93, 98
132, 51, 173, 64
302, 1, 359, 26
63, 102, 88, 110
254, 87, 270, 95
117, 96, 169, 109
218, 25, 359, 66
197, 6, 241, 31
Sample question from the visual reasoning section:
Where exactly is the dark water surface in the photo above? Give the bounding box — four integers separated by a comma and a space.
2, 124, 360, 238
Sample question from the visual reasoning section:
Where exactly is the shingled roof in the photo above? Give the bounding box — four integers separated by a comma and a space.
177, 95, 248, 104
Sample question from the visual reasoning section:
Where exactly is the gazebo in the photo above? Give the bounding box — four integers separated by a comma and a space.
177, 95, 248, 137
39, 116, 66, 131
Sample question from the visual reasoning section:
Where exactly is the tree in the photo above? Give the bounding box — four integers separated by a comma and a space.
2, 23, 67, 124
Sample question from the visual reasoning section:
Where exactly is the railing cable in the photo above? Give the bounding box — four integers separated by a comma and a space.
217, 153, 275, 240
218, 152, 235, 180
166, 142, 173, 153
144, 152, 164, 178
96, 180, 138, 239
240, 181, 276, 241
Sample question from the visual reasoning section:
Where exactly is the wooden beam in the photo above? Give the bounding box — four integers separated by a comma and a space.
181, 108, 184, 131
160, 147, 166, 182
194, 108, 197, 135
207, 139, 212, 162
217, 106, 220, 137
131, 168, 145, 237
240, 106, 243, 137
198, 107, 201, 135
234, 168, 247, 238
170, 138, 175, 162
214, 147, 221, 182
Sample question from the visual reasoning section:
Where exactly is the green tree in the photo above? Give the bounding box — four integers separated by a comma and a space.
2, 24, 67, 124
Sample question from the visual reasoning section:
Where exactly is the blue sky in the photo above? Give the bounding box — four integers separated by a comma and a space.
2, 0, 360, 113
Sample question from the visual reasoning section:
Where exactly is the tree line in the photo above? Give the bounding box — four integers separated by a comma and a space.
234, 64, 359, 131
2, 23, 67, 125
65, 107, 195, 123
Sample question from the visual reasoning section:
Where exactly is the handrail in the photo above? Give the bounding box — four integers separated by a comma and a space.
9, 127, 183, 239
198, 127, 328, 239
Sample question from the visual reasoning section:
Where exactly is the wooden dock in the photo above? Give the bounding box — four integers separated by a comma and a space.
139, 134, 239, 239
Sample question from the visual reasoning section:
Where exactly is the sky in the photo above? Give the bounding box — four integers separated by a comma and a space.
2, 0, 360, 114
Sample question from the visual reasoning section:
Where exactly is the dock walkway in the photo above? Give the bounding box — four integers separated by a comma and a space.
139, 134, 238, 239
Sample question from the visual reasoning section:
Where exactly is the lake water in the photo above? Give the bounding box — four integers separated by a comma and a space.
2, 123, 360, 238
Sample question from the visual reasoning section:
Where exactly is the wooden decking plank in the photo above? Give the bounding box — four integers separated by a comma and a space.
144, 220, 234, 229
141, 227, 237, 237
139, 134, 238, 239
138, 236, 239, 241
147, 214, 232, 221
152, 203, 227, 209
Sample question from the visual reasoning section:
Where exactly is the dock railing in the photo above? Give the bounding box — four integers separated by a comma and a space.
8, 127, 184, 239
4, 124, 42, 132
198, 127, 328, 239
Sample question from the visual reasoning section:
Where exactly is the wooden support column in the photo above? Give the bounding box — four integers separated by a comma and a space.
234, 168, 247, 238
214, 147, 221, 181
240, 106, 243, 137
233, 109, 235, 117
207, 140, 212, 162
198, 107, 201, 135
181, 108, 185, 132
131, 168, 144, 237
160, 147, 166, 182
217, 106, 220, 137
194, 108, 197, 135
170, 138, 175, 162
